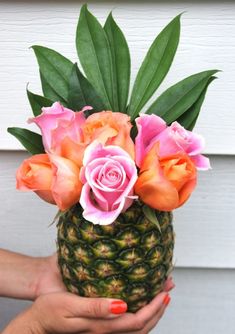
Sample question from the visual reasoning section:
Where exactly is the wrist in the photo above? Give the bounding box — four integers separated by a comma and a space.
32, 256, 51, 300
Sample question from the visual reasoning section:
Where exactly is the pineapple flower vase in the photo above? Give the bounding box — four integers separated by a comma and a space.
57, 201, 174, 312
9, 4, 216, 312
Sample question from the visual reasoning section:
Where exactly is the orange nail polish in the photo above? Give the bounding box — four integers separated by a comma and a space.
163, 294, 171, 306
110, 301, 127, 314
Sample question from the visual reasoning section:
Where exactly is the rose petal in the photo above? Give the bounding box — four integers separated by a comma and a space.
178, 177, 197, 207
49, 155, 82, 211
135, 168, 180, 211
83, 141, 132, 167
28, 102, 73, 151
80, 183, 126, 225
151, 127, 182, 156
135, 114, 166, 167
86, 158, 126, 192
83, 111, 135, 159
28, 102, 86, 153
60, 136, 87, 168
190, 154, 211, 170
81, 105, 93, 113
186, 132, 205, 156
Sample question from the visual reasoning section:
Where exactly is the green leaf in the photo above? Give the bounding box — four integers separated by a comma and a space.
7, 127, 45, 155
40, 71, 64, 102
32, 45, 73, 101
27, 89, 53, 116
142, 205, 161, 233
67, 63, 105, 112
128, 14, 181, 120
104, 12, 131, 112
146, 70, 219, 124
76, 4, 114, 110
176, 76, 217, 130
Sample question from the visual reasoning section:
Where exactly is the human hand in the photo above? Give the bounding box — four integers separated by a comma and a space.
2, 289, 173, 334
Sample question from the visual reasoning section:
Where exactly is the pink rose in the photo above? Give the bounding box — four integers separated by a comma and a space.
135, 114, 210, 170
28, 102, 92, 153
80, 142, 138, 225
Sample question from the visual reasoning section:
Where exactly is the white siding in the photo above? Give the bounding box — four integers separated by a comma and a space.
0, 1, 235, 333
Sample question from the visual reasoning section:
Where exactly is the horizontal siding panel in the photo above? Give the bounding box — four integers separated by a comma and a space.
0, 1, 235, 153
157, 268, 235, 334
1, 268, 235, 333
0, 152, 235, 268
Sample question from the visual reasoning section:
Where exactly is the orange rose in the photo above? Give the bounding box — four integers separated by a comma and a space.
56, 111, 135, 167
50, 155, 82, 211
16, 154, 55, 204
82, 111, 135, 159
16, 154, 82, 211
135, 143, 197, 211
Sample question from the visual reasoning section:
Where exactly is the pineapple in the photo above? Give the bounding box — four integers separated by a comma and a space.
57, 201, 174, 312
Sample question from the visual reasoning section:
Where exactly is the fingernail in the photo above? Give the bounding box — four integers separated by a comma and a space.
163, 294, 171, 306
110, 301, 127, 314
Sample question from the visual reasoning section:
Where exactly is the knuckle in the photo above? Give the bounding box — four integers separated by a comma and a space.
90, 300, 104, 317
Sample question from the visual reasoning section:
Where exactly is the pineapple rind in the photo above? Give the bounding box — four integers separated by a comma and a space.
57, 201, 174, 312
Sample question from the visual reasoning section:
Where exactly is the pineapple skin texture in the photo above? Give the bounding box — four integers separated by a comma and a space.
57, 201, 174, 312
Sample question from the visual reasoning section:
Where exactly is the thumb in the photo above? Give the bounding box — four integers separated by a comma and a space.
69, 295, 127, 318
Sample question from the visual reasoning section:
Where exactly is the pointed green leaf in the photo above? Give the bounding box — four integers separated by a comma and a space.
128, 14, 181, 120
40, 71, 65, 102
187, 118, 197, 131
143, 205, 161, 233
27, 89, 53, 116
104, 12, 131, 112
177, 76, 217, 130
76, 5, 113, 110
7, 127, 44, 155
32, 45, 73, 101
146, 70, 219, 124
67, 63, 105, 112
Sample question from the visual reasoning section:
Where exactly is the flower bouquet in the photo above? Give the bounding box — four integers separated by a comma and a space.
8, 5, 217, 312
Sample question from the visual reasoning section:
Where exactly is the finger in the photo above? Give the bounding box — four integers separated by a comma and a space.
144, 302, 169, 333
123, 296, 171, 334
133, 292, 169, 325
163, 277, 175, 292
64, 294, 127, 319
89, 293, 169, 333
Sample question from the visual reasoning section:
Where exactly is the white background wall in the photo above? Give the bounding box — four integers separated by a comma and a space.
0, 1, 235, 333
